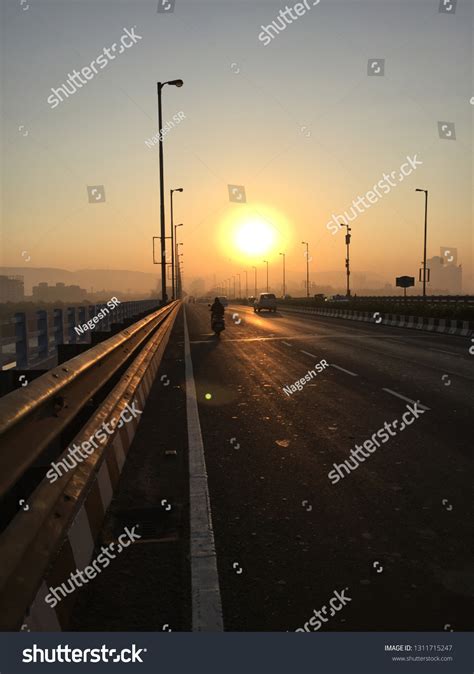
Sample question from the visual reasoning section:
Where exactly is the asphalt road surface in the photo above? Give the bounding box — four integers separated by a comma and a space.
71, 303, 473, 632
186, 303, 473, 632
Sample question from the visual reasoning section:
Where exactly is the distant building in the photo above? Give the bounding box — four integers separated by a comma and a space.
426, 256, 462, 293
32, 282, 87, 302
0, 275, 24, 302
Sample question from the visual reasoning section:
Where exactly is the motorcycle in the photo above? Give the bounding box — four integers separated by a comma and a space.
211, 313, 225, 336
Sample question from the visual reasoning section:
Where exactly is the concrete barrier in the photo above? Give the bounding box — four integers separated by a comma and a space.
278, 305, 473, 337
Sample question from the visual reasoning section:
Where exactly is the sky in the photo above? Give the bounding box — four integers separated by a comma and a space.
1, 0, 473, 294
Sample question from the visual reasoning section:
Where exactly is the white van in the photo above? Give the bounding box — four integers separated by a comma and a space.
254, 293, 277, 313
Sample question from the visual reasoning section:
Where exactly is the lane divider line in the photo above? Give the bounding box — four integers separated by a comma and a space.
183, 306, 224, 631
330, 364, 358, 377
300, 350, 317, 358
282, 341, 292, 347
382, 388, 430, 411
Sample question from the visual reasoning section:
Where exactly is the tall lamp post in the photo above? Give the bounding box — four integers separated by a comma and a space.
263, 260, 269, 292
302, 241, 310, 297
236, 273, 241, 299
252, 266, 257, 296
174, 223, 183, 298
415, 188, 429, 298
176, 243, 184, 298
170, 187, 183, 299
339, 223, 352, 297
279, 252, 286, 297
244, 270, 248, 298
157, 79, 183, 304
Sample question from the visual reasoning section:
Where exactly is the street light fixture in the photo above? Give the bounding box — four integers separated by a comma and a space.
157, 79, 183, 304
170, 187, 183, 299
415, 188, 429, 298
302, 241, 310, 298
263, 260, 269, 292
279, 252, 286, 298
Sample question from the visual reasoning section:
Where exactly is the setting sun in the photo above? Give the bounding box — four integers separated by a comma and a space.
219, 204, 291, 263
234, 218, 276, 256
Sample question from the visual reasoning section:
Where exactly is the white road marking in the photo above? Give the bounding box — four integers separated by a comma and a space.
183, 306, 223, 631
330, 364, 358, 377
300, 350, 317, 358
382, 388, 430, 411
282, 341, 292, 347
190, 334, 319, 345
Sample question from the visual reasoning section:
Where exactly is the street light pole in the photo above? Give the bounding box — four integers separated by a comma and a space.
279, 252, 286, 297
177, 251, 184, 297
302, 241, 310, 297
415, 188, 429, 298
157, 79, 183, 304
237, 273, 241, 299
170, 188, 183, 300
252, 266, 257, 296
244, 270, 248, 298
174, 223, 183, 298
339, 223, 352, 297
263, 260, 269, 292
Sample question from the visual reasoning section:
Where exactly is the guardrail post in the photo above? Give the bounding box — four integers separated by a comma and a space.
36, 310, 48, 361
77, 307, 87, 342
67, 307, 77, 343
14, 313, 29, 369
53, 309, 64, 346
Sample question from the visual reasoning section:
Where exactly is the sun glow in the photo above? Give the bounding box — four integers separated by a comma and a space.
219, 204, 290, 262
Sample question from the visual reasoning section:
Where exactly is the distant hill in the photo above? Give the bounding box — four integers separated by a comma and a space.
0, 267, 158, 295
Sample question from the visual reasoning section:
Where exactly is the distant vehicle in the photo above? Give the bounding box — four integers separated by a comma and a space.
247, 296, 255, 305
217, 296, 229, 307
254, 292, 277, 313
329, 294, 350, 302
314, 293, 327, 304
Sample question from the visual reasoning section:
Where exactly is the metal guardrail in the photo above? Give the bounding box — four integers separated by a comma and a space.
0, 301, 176, 499
0, 300, 180, 630
0, 299, 160, 370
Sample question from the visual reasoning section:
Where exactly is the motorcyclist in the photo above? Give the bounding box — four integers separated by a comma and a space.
210, 297, 225, 320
